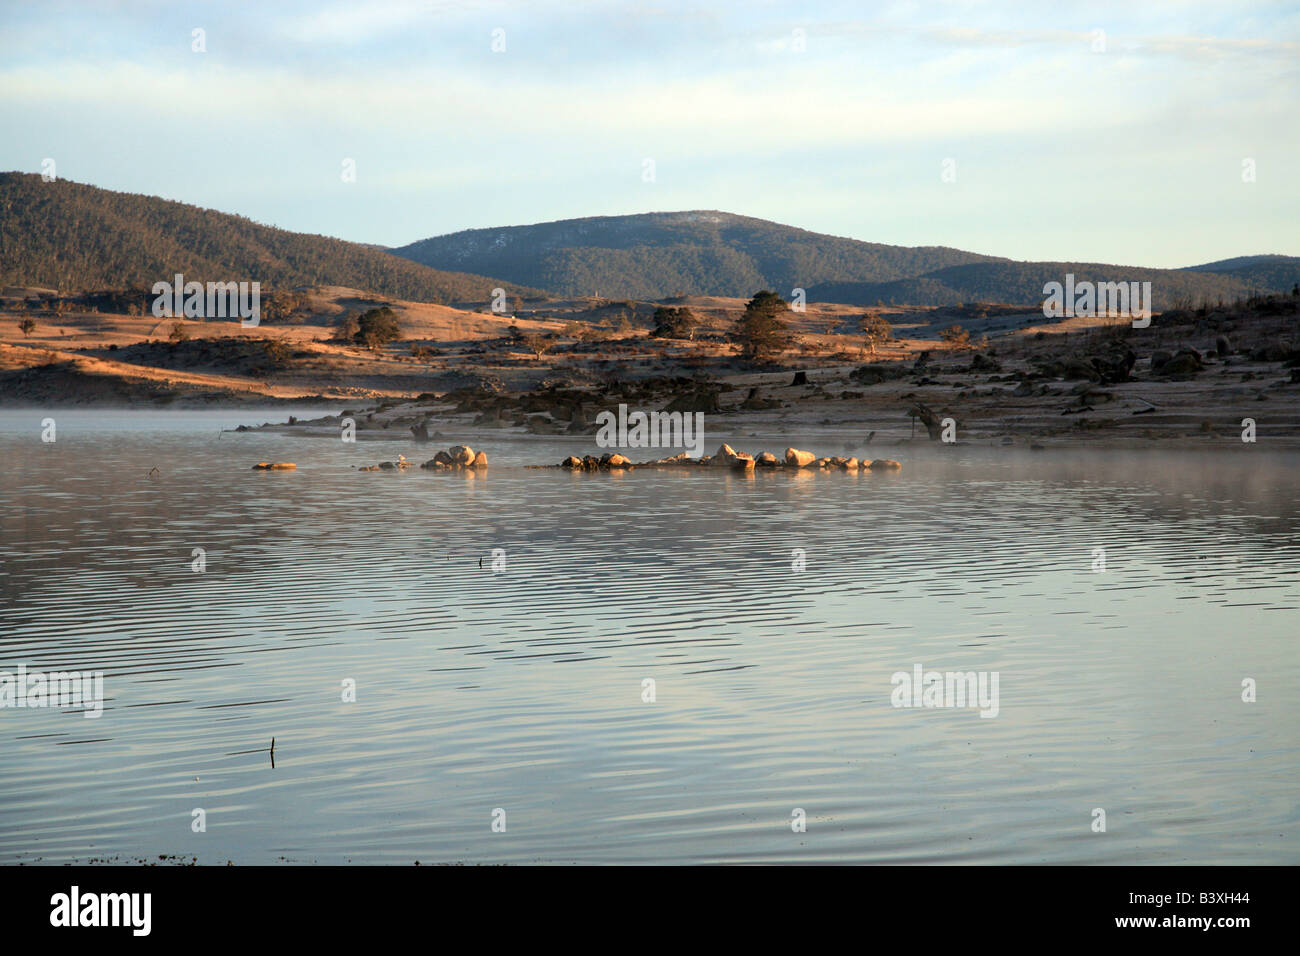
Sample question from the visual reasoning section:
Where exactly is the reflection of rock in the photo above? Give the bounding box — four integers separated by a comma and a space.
785, 447, 815, 467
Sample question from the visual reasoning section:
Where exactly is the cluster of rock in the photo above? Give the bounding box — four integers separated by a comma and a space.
420, 445, 489, 470
356, 446, 489, 472
558, 445, 901, 473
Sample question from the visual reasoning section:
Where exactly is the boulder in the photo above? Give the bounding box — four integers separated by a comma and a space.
785, 447, 816, 467
867, 459, 902, 470
844, 457, 860, 470
607, 453, 632, 468
712, 443, 743, 467
471, 451, 489, 468
448, 445, 475, 465
252, 462, 297, 470
1155, 351, 1203, 377
561, 456, 583, 468
755, 452, 780, 467
731, 456, 755, 472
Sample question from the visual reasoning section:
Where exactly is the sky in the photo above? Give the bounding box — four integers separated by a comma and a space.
1, 0, 1297, 267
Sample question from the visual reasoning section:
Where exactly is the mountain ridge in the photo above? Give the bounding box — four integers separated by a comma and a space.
392, 210, 1299, 308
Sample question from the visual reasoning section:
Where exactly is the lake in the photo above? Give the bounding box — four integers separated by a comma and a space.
1, 409, 1296, 864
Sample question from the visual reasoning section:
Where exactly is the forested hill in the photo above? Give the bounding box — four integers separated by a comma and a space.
390, 210, 1002, 300
0, 173, 540, 303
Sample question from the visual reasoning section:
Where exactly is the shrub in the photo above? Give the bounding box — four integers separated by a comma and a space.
355, 307, 401, 348
939, 324, 971, 348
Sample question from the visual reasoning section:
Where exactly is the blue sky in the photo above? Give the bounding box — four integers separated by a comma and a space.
2, 0, 1297, 267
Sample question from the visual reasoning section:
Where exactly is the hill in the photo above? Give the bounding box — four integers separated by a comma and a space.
808, 260, 1279, 311
392, 210, 1300, 308
390, 210, 1001, 300
0, 173, 540, 304
1182, 255, 1300, 291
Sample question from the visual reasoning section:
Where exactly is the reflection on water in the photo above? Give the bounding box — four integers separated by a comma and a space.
1, 410, 1296, 864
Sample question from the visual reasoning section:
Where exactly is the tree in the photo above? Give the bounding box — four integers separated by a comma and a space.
331, 313, 360, 343
650, 306, 699, 340
19, 318, 36, 337
168, 321, 190, 343
939, 324, 971, 349
354, 306, 402, 348
518, 332, 553, 360
860, 313, 893, 354
730, 290, 792, 362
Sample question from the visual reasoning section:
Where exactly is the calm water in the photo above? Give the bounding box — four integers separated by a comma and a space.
1, 409, 1297, 864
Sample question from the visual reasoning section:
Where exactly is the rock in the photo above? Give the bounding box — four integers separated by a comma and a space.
379, 461, 397, 470
755, 452, 780, 467
908, 402, 944, 440
785, 447, 816, 467
252, 462, 296, 470
664, 389, 721, 413
1155, 351, 1203, 377
867, 459, 902, 470
711, 442, 739, 467
433, 450, 453, 466
1150, 350, 1173, 370
607, 453, 632, 468
814, 457, 834, 468
448, 445, 475, 465
731, 456, 756, 472
970, 353, 1001, 371
1216, 335, 1231, 357
844, 457, 860, 469
561, 456, 583, 468
471, 451, 489, 468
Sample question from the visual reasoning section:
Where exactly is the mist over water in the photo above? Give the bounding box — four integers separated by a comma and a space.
1, 410, 1296, 864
